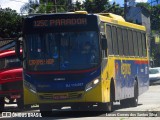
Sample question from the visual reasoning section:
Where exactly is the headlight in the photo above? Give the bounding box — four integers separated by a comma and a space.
24, 80, 37, 93
29, 84, 37, 93
85, 78, 100, 92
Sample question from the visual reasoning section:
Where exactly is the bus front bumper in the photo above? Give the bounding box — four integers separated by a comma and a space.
24, 80, 106, 105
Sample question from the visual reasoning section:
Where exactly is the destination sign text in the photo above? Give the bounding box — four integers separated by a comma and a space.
34, 18, 87, 27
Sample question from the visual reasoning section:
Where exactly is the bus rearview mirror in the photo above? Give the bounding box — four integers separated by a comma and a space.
101, 37, 107, 50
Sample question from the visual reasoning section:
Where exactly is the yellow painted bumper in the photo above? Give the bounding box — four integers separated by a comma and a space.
24, 81, 107, 105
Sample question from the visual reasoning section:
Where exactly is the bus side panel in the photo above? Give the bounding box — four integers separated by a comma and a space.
115, 59, 149, 100
135, 60, 149, 96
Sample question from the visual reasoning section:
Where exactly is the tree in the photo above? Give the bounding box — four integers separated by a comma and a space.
136, 3, 160, 66
0, 8, 22, 38
83, 0, 109, 13
106, 2, 123, 16
20, 0, 39, 14
73, 1, 84, 11
136, 2, 151, 10
83, 0, 123, 16
150, 4, 160, 32
37, 0, 68, 13
136, 2, 160, 32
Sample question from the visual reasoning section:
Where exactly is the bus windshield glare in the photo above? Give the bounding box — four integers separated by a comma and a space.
26, 31, 100, 71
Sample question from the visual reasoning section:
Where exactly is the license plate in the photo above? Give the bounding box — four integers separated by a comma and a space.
11, 95, 21, 99
53, 94, 68, 100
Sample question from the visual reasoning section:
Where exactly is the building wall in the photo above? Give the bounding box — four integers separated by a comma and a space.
126, 7, 151, 35
126, 7, 142, 24
141, 13, 151, 34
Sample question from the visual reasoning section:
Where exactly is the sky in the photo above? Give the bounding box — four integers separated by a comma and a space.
0, 0, 28, 13
0, 0, 155, 14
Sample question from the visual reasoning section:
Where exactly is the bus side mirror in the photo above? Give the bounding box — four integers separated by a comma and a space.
101, 35, 107, 50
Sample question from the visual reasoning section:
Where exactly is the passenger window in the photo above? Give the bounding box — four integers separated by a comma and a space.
106, 25, 113, 55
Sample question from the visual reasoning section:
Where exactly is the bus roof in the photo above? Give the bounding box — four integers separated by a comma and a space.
97, 13, 146, 31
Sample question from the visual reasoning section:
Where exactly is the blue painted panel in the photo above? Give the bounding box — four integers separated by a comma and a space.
115, 59, 149, 99
24, 67, 101, 92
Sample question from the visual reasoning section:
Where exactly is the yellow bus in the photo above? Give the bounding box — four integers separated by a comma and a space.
16, 11, 149, 113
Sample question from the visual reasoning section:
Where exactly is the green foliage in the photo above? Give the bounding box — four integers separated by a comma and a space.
37, 2, 54, 13
20, 0, 39, 14
150, 5, 160, 32
136, 3, 160, 32
83, 0, 123, 16
74, 1, 84, 11
38, 0, 68, 13
106, 2, 124, 16
83, 0, 109, 13
150, 5, 160, 66
137, 3, 160, 66
0, 8, 22, 38
21, 0, 123, 16
136, 2, 151, 10
135, 2, 160, 62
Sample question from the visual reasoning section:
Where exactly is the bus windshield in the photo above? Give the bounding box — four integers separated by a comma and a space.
26, 31, 100, 71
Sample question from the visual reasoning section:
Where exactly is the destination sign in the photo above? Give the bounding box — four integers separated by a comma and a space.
34, 18, 87, 27
29, 59, 54, 66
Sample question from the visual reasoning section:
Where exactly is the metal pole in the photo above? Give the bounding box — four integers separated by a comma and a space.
69, 0, 73, 11
54, 0, 57, 13
45, 0, 48, 13
124, 0, 127, 19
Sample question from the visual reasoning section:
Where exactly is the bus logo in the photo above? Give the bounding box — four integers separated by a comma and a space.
121, 63, 131, 78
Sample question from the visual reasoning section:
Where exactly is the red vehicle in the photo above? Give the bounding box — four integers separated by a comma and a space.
0, 50, 23, 111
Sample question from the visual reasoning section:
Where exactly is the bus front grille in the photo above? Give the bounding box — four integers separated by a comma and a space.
39, 92, 83, 100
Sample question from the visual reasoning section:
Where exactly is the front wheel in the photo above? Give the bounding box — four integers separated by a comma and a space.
71, 104, 91, 111
98, 102, 113, 112
17, 99, 24, 110
39, 104, 52, 117
98, 83, 114, 112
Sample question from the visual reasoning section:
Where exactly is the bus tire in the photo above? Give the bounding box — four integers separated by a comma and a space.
71, 105, 80, 111
98, 102, 113, 112
107, 86, 114, 111
107, 101, 113, 112
0, 97, 5, 111
98, 103, 108, 111
120, 99, 129, 108
17, 97, 24, 110
71, 104, 90, 111
130, 80, 138, 107
39, 104, 52, 117
107, 79, 114, 111
98, 80, 114, 112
